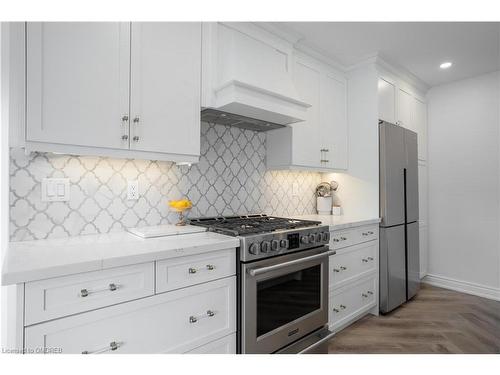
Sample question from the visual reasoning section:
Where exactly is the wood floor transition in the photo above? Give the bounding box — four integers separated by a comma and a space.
309, 284, 500, 354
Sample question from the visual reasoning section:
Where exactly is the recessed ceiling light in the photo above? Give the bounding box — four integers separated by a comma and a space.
440, 62, 452, 69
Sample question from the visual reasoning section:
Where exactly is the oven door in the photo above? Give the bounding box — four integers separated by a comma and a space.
241, 246, 332, 354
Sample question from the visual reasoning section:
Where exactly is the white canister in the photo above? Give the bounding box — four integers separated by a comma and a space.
316, 196, 333, 215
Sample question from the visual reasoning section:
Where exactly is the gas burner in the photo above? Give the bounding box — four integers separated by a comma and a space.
189, 214, 322, 236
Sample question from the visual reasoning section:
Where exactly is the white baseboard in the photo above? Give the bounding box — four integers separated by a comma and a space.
423, 274, 500, 302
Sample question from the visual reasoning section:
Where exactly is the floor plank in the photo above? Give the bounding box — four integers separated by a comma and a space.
310, 284, 500, 354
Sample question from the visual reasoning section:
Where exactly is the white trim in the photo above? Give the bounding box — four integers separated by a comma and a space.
423, 274, 500, 302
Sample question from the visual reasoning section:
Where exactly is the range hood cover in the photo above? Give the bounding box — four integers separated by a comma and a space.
201, 108, 286, 132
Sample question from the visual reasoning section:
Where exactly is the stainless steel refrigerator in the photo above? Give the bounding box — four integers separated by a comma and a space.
379, 120, 420, 314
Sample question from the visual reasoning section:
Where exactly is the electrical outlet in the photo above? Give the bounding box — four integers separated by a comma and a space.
127, 180, 139, 200
292, 182, 299, 197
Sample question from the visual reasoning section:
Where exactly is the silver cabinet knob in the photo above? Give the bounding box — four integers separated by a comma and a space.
122, 135, 129, 141
206, 264, 215, 271
189, 316, 198, 323
109, 283, 117, 291
132, 136, 140, 142
188, 267, 197, 274
121, 115, 129, 122
80, 288, 89, 297
207, 310, 215, 317
133, 116, 140, 124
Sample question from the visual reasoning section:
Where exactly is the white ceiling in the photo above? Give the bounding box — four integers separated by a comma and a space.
274, 22, 500, 87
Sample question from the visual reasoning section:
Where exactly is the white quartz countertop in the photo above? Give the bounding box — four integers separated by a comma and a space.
2, 230, 239, 286
293, 215, 381, 231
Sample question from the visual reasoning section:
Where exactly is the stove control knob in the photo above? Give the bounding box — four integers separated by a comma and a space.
271, 240, 279, 251
308, 234, 316, 243
315, 233, 323, 242
300, 235, 308, 244
261, 241, 271, 253
322, 232, 330, 242
280, 239, 289, 248
249, 243, 259, 255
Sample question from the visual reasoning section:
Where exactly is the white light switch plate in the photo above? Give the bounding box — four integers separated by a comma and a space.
127, 180, 139, 200
42, 178, 70, 202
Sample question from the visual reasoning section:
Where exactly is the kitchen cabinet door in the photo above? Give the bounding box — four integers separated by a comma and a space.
290, 60, 322, 168
321, 73, 348, 170
26, 22, 131, 149
378, 78, 396, 123
129, 22, 201, 157
397, 88, 415, 132
414, 98, 427, 161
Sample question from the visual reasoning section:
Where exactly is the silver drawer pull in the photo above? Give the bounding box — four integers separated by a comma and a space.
367, 257, 374, 261
333, 308, 339, 313
367, 231, 374, 235
340, 237, 347, 241
82, 341, 120, 354
362, 258, 369, 263
189, 310, 216, 323
362, 232, 368, 236
79, 283, 119, 297
333, 268, 340, 273
367, 291, 373, 295
188, 264, 216, 274
333, 238, 340, 242
340, 266, 347, 271
362, 293, 368, 298
340, 305, 346, 310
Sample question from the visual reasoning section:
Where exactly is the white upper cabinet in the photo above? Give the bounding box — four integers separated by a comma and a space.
267, 54, 348, 171
321, 73, 348, 170
396, 88, 415, 132
26, 22, 131, 150
129, 22, 201, 157
414, 98, 427, 161
377, 78, 396, 123
377, 72, 427, 161
26, 22, 201, 163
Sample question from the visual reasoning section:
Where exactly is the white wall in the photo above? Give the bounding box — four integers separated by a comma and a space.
325, 64, 379, 218
426, 71, 500, 298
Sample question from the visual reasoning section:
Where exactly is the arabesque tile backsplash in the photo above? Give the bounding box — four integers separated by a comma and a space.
10, 123, 322, 241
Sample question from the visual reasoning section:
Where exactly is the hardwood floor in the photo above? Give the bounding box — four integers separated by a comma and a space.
310, 284, 500, 354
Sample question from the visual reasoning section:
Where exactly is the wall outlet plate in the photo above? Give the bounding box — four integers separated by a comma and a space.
127, 180, 139, 200
42, 178, 70, 202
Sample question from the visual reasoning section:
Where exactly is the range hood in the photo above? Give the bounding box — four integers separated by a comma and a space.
201, 108, 286, 132
201, 23, 311, 132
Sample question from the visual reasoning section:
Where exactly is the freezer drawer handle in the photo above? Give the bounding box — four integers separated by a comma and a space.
247, 250, 336, 277
80, 283, 119, 298
82, 341, 120, 354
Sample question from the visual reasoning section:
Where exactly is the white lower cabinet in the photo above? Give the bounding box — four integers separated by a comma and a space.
186, 333, 236, 354
328, 224, 379, 333
329, 275, 377, 331
25, 276, 236, 354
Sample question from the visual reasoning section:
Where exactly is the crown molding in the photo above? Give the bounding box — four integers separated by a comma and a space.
374, 54, 430, 93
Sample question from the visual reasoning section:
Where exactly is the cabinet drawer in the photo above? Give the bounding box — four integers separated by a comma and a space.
156, 249, 235, 294
185, 333, 236, 354
25, 277, 236, 354
330, 225, 378, 250
25, 262, 155, 326
329, 242, 377, 289
329, 276, 377, 330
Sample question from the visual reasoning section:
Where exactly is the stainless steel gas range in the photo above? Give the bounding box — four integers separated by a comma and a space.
190, 214, 335, 354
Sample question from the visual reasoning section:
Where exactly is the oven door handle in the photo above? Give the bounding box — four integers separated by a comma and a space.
247, 249, 336, 277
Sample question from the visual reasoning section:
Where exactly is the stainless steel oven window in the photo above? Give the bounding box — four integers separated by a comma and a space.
256, 264, 321, 337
